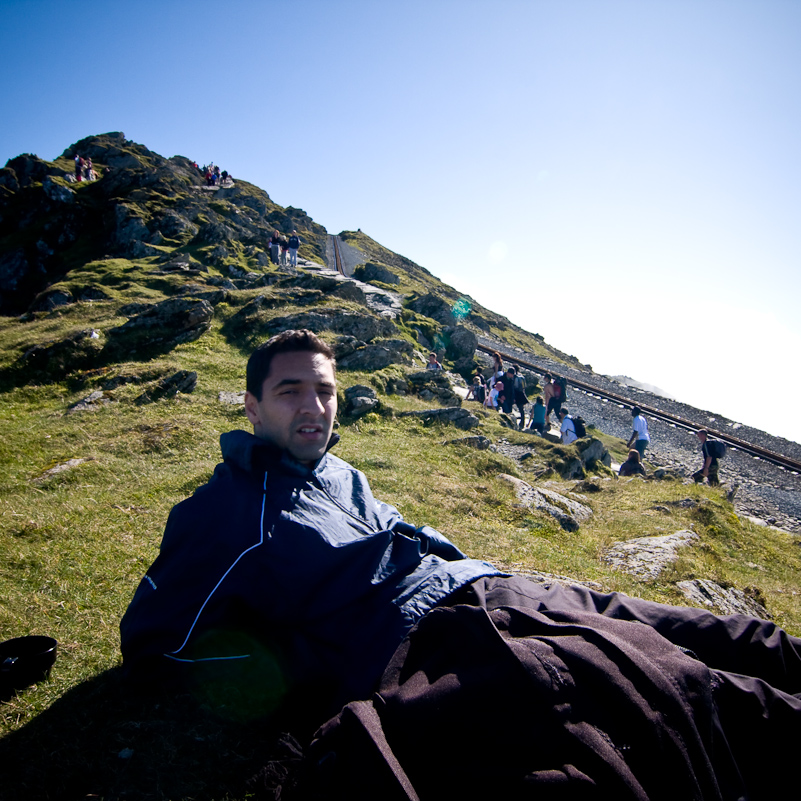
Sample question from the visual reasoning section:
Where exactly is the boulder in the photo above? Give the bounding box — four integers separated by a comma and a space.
499, 474, 593, 532
444, 435, 492, 450
353, 262, 400, 285
406, 370, 464, 406
336, 339, 414, 371
443, 325, 477, 361
135, 370, 198, 404
343, 385, 380, 417
604, 530, 699, 581
407, 293, 455, 325
676, 579, 771, 618
266, 310, 396, 342
575, 437, 612, 468
17, 328, 104, 380
30, 287, 74, 312
42, 176, 74, 204
106, 297, 213, 355
398, 407, 479, 431
68, 390, 114, 413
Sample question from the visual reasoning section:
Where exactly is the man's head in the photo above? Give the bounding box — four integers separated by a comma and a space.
244, 330, 337, 465
632, 407, 641, 417
696, 430, 709, 443
559, 408, 569, 420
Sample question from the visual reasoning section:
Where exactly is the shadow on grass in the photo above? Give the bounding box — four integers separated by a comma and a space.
0, 668, 297, 801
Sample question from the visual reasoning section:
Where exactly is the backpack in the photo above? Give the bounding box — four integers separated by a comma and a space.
573, 416, 587, 438
556, 377, 568, 401
707, 440, 727, 459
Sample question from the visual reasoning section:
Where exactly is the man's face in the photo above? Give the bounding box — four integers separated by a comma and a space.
244, 350, 337, 465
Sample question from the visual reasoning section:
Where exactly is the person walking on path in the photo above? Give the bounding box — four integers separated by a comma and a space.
627, 407, 651, 459
288, 230, 301, 267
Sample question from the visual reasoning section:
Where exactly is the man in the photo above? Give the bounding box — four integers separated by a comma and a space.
121, 330, 800, 797
287, 230, 301, 268
500, 367, 516, 414
558, 407, 578, 444
694, 428, 723, 486
425, 351, 443, 370
627, 406, 651, 459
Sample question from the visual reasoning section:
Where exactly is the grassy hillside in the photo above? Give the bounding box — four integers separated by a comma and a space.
2, 135, 800, 800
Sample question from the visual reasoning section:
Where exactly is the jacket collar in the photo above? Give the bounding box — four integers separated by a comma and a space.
220, 429, 340, 476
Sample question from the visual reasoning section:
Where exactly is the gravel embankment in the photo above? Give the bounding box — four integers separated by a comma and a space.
479, 338, 801, 535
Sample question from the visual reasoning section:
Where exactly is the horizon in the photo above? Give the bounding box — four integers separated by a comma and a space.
1, 0, 799, 445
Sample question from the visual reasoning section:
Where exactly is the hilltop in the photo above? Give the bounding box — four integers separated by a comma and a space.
1, 134, 800, 800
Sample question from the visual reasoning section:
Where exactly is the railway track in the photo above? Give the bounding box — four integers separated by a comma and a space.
476, 343, 801, 474
331, 235, 345, 276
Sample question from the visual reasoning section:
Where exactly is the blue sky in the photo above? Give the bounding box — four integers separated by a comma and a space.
2, 0, 800, 443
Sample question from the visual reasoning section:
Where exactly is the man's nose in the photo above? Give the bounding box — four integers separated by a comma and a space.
299, 389, 326, 414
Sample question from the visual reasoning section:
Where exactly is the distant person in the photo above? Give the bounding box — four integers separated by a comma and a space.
490, 350, 505, 383
465, 374, 485, 403
511, 366, 528, 429
269, 231, 282, 264
693, 429, 725, 486
75, 155, 83, 182
627, 407, 651, 459
485, 380, 504, 410
288, 230, 301, 267
221, 169, 229, 185
279, 233, 289, 267
527, 396, 547, 434
619, 449, 647, 477
500, 367, 516, 414
542, 374, 556, 425
84, 157, 93, 181
558, 408, 578, 445
426, 352, 443, 371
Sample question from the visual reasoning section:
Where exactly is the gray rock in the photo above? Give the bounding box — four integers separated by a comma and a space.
30, 287, 74, 312
42, 176, 74, 204
408, 293, 455, 325
353, 262, 400, 285
336, 339, 414, 371
67, 390, 114, 413
677, 578, 771, 618
398, 407, 480, 430
576, 437, 612, 468
135, 370, 198, 404
18, 328, 104, 379
106, 297, 213, 354
444, 325, 478, 361
343, 384, 380, 417
218, 390, 246, 405
445, 435, 492, 450
267, 310, 396, 342
499, 474, 593, 532
604, 530, 699, 581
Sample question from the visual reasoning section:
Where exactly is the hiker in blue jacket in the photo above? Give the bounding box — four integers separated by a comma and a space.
121, 330, 801, 797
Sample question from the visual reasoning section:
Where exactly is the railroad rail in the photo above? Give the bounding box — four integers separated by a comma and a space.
476, 343, 801, 473
331, 235, 345, 276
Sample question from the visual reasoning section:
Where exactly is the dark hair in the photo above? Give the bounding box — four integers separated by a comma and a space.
632, 407, 641, 416
246, 329, 335, 399
628, 449, 641, 463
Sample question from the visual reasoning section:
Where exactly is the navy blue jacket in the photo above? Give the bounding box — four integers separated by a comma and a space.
120, 429, 500, 722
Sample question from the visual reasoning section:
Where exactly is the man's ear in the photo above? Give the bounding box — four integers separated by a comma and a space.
244, 391, 261, 427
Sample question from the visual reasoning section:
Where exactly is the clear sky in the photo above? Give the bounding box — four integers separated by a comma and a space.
2, 0, 800, 444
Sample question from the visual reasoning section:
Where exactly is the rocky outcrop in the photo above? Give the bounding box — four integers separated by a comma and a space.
135, 370, 198, 405
408, 293, 456, 325
16, 328, 104, 381
353, 262, 400, 285
676, 578, 771, 618
406, 370, 464, 406
603, 530, 699, 581
336, 338, 414, 371
398, 407, 480, 431
499, 474, 593, 532
343, 385, 380, 417
105, 297, 213, 356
